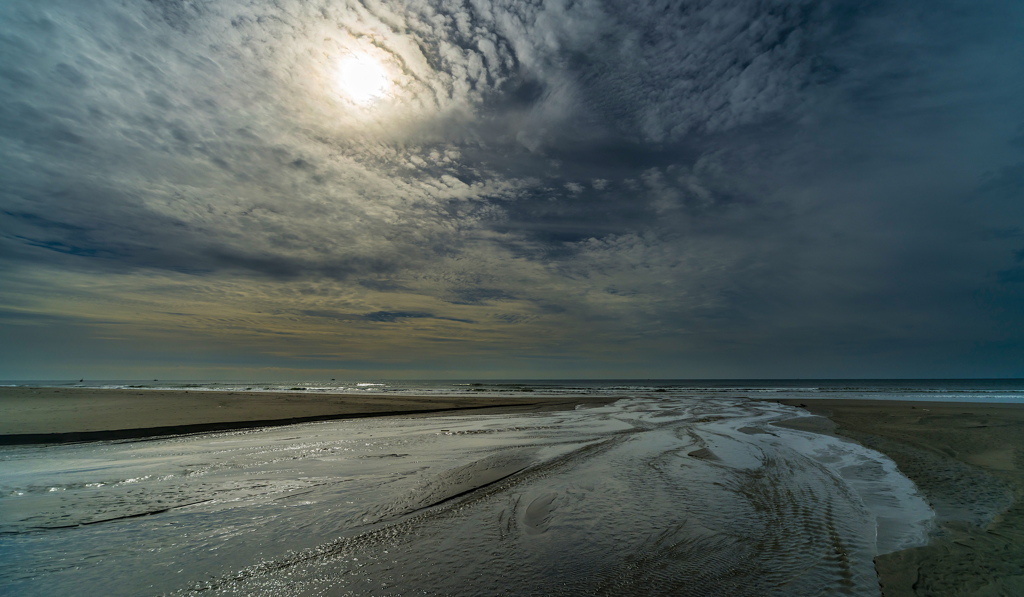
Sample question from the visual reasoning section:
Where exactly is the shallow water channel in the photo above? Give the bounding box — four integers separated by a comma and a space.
0, 397, 933, 596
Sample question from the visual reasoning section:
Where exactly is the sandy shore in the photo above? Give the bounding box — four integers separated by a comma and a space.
0, 387, 615, 445
775, 398, 1024, 596
7, 389, 1022, 593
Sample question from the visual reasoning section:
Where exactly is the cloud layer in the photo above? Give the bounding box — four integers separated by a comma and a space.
2, 0, 1023, 378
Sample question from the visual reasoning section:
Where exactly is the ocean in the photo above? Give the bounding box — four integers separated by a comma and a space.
5, 378, 1024, 402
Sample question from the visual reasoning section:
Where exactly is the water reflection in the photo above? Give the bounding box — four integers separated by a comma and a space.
0, 397, 933, 596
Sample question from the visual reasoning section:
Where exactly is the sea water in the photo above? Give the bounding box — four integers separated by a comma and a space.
0, 389, 949, 596
4, 378, 1024, 404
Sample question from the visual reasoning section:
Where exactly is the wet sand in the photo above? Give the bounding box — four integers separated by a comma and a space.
0, 387, 615, 445
775, 398, 1024, 596
7, 389, 1022, 594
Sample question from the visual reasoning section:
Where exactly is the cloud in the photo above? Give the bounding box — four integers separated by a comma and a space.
2, 0, 1023, 376
302, 308, 473, 324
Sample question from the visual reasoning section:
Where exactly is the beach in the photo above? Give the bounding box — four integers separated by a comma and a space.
2, 384, 1022, 596
776, 398, 1024, 596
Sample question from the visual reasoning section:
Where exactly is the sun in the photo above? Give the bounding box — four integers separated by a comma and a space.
336, 54, 390, 105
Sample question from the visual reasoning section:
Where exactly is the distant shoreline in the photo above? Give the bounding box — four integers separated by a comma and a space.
0, 387, 617, 446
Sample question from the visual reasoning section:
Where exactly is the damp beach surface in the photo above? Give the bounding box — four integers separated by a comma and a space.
1, 382, 1022, 596
775, 399, 1024, 595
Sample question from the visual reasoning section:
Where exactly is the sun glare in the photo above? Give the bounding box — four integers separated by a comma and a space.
337, 55, 390, 105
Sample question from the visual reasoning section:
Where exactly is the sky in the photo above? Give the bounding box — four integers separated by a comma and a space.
1, 0, 1023, 380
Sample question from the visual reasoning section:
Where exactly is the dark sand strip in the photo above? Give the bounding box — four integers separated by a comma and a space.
0, 404, 535, 445
0, 387, 615, 445
773, 398, 1024, 597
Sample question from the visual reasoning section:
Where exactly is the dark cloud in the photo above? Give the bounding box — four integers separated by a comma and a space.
362, 311, 472, 324
447, 287, 516, 305
302, 309, 473, 324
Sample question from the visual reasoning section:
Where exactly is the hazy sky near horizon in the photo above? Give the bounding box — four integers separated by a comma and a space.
1, 0, 1023, 379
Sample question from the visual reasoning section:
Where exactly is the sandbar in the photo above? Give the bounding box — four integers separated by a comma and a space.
0, 387, 615, 445
774, 398, 1024, 596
